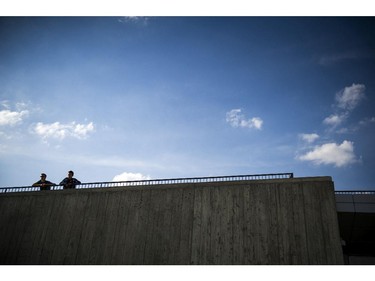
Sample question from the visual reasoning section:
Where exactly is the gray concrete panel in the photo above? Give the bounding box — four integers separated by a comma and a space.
335, 194, 354, 203
336, 202, 355, 213
353, 194, 375, 203
354, 203, 375, 213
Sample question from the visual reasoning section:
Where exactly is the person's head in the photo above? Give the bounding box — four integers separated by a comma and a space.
68, 170, 74, 178
40, 173, 47, 181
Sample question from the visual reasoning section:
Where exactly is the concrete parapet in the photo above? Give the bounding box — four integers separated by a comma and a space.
0, 176, 343, 264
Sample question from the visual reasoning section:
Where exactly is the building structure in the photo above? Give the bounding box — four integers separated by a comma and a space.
0, 174, 371, 265
335, 192, 375, 264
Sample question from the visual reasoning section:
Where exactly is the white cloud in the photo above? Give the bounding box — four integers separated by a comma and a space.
226, 109, 263, 130
113, 172, 151, 182
323, 84, 366, 129
0, 109, 29, 126
73, 123, 95, 137
323, 114, 346, 127
0, 100, 34, 127
335, 83, 365, 111
249, 117, 263, 129
298, 140, 358, 167
32, 121, 95, 141
299, 133, 319, 143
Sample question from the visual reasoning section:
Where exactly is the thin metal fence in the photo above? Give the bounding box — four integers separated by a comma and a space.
334, 191, 375, 195
0, 173, 294, 194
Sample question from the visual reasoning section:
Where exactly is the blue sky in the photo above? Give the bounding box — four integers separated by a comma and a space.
1, 17, 375, 190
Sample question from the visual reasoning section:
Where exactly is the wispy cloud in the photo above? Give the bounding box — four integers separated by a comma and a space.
334, 116, 375, 134
299, 133, 319, 143
0, 100, 30, 126
226, 109, 263, 130
318, 50, 375, 66
323, 114, 347, 127
359, 117, 375, 126
0, 100, 11, 109
323, 84, 366, 130
118, 17, 149, 26
335, 84, 366, 111
113, 172, 151, 182
298, 140, 358, 167
31, 121, 95, 141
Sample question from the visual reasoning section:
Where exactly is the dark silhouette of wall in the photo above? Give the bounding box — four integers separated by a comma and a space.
0, 177, 343, 264
336, 193, 375, 264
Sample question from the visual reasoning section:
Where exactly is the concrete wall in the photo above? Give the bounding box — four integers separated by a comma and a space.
0, 177, 344, 265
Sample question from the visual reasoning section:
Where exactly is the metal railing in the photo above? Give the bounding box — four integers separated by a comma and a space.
0, 173, 294, 194
334, 191, 375, 195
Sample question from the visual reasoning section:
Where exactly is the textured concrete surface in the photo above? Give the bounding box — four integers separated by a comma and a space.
0, 177, 343, 264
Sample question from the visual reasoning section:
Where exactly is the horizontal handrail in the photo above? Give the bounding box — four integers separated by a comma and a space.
0, 173, 294, 194
335, 191, 375, 195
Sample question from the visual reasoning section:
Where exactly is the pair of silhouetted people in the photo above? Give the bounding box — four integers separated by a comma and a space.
32, 170, 81, 191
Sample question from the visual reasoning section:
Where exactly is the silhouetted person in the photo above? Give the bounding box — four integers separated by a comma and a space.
32, 173, 56, 191
60, 170, 81, 189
